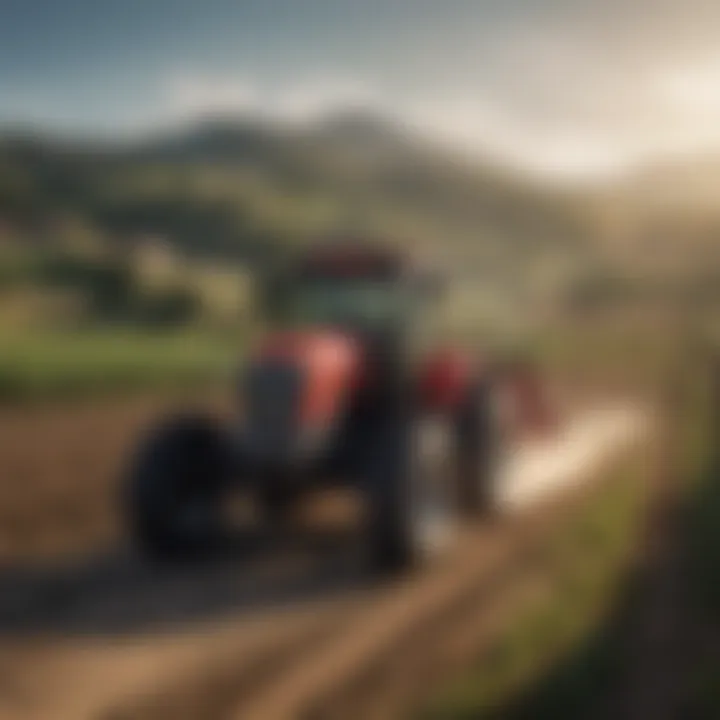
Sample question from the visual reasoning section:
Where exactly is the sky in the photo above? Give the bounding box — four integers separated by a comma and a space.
2, 0, 720, 179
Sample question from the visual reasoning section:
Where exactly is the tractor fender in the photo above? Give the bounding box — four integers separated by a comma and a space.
418, 349, 480, 411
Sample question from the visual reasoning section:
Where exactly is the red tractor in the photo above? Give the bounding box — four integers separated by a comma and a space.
124, 240, 528, 574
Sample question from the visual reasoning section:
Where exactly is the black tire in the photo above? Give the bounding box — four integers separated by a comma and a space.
124, 413, 232, 560
257, 483, 298, 528
455, 376, 503, 517
365, 412, 454, 575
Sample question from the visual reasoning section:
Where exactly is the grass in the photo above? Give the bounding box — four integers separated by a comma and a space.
422, 456, 647, 719
0, 328, 242, 403
420, 322, 676, 719
682, 351, 720, 717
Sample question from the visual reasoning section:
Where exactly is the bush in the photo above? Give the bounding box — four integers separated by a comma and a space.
132, 285, 202, 327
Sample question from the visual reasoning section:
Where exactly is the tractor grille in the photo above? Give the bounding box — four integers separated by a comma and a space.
244, 361, 301, 465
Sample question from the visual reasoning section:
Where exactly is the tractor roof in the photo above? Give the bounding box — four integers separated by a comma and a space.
296, 237, 437, 282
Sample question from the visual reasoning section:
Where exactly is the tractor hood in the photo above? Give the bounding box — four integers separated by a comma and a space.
241, 330, 363, 467
250, 330, 362, 424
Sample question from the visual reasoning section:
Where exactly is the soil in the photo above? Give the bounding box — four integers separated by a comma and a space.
0, 394, 649, 720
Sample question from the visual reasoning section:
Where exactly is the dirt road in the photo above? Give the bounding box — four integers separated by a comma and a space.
0, 403, 649, 720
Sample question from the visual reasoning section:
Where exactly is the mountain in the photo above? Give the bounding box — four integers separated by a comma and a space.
0, 112, 591, 278
129, 117, 291, 166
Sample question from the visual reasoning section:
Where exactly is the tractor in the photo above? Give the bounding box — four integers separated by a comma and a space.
123, 239, 536, 574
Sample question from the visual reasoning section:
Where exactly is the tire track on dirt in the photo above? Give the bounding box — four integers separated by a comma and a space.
105, 602, 355, 720
237, 466, 632, 720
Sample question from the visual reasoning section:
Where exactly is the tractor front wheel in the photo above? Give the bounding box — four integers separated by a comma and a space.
124, 414, 232, 560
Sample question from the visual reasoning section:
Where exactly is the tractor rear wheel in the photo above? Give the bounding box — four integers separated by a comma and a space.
365, 413, 454, 575
125, 414, 232, 560
455, 377, 503, 517
258, 484, 299, 528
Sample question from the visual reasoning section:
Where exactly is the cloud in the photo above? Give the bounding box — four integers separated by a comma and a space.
269, 79, 385, 122
157, 73, 386, 125
150, 58, 720, 181
160, 74, 260, 120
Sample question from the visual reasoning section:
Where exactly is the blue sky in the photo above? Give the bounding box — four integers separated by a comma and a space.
0, 0, 534, 126
2, 0, 720, 177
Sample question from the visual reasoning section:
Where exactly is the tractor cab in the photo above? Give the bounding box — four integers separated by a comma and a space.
262, 241, 443, 340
